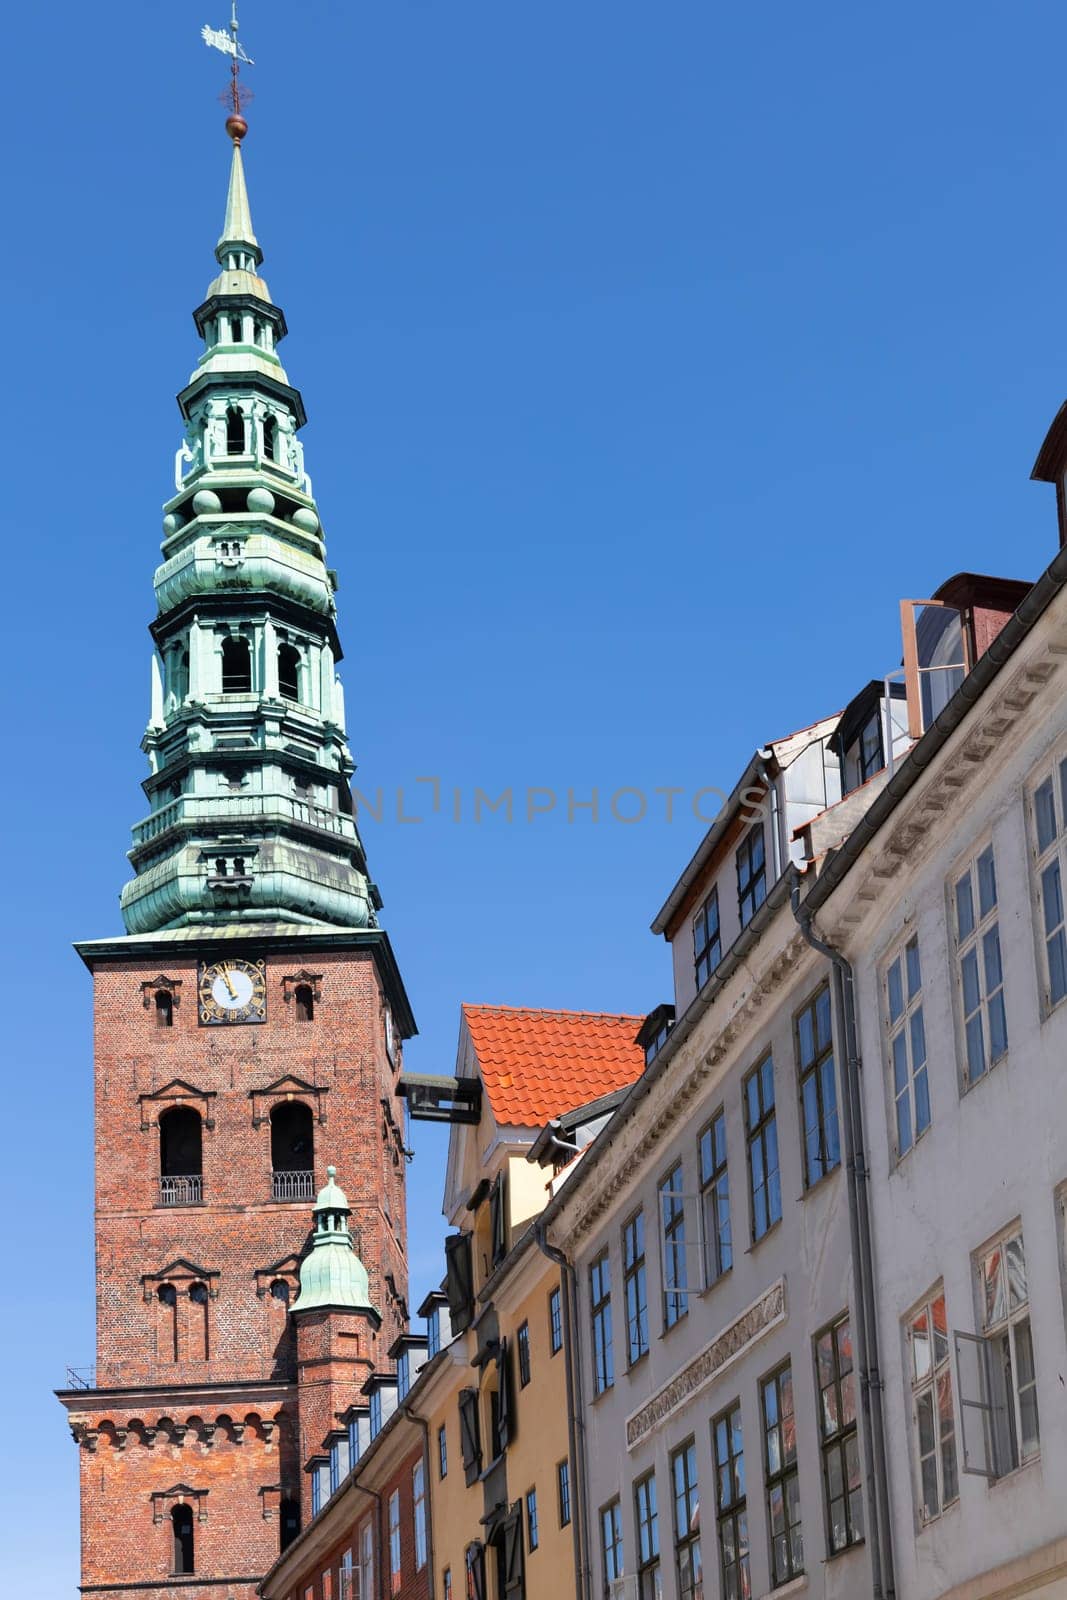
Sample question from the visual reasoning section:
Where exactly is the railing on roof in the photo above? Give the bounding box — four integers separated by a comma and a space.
65, 1366, 97, 1391
134, 792, 350, 846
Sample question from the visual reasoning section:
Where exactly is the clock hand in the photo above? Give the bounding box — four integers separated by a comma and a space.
220, 963, 238, 1000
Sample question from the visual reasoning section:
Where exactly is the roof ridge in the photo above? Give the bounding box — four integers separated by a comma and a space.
462, 1003, 644, 1021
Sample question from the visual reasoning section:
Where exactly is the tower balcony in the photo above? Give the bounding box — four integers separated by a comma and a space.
159, 1175, 203, 1207
272, 1169, 315, 1202
132, 790, 355, 848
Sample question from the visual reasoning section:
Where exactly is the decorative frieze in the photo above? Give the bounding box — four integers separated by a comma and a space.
624, 1279, 787, 1450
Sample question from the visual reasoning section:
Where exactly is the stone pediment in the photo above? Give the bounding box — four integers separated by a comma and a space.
141, 1259, 220, 1300
249, 1074, 328, 1127
139, 1078, 216, 1129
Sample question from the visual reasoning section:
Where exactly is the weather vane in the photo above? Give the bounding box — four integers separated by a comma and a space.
202, 0, 255, 137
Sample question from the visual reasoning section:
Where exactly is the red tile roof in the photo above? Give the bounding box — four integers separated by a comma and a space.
462, 1004, 644, 1127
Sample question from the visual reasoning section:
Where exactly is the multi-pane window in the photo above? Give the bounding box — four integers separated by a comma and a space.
517, 1321, 531, 1388
953, 844, 1008, 1085
670, 1440, 702, 1600
413, 1461, 427, 1570
526, 1488, 539, 1553
970, 1229, 1040, 1474
908, 1290, 958, 1522
591, 1252, 614, 1394
340, 1549, 354, 1600
745, 1054, 781, 1241
737, 826, 767, 927
694, 888, 722, 989
634, 1472, 661, 1600
659, 1164, 688, 1329
762, 1363, 803, 1586
795, 985, 840, 1188
558, 1460, 572, 1528
885, 935, 930, 1157
699, 1110, 731, 1286
815, 1316, 863, 1553
623, 1211, 649, 1365
713, 1403, 750, 1600
1032, 758, 1067, 1010
443, 1568, 453, 1600
601, 1500, 624, 1598
549, 1287, 563, 1355
857, 709, 884, 784
438, 1422, 448, 1479
359, 1519, 375, 1600
388, 1490, 401, 1595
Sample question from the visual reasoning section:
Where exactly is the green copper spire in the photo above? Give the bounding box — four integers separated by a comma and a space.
291, 1167, 377, 1316
119, 124, 381, 935
218, 138, 261, 263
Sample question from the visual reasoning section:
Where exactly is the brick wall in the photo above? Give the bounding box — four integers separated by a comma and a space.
72, 936, 411, 1597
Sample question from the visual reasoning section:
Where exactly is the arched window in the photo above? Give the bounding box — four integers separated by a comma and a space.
270, 1102, 314, 1198
221, 636, 252, 693
278, 643, 300, 701
171, 1505, 195, 1575
214, 857, 229, 878
294, 984, 314, 1023
280, 1498, 301, 1553
159, 1108, 202, 1208
270, 1279, 291, 1306
155, 990, 174, 1027
263, 415, 277, 461
226, 405, 244, 454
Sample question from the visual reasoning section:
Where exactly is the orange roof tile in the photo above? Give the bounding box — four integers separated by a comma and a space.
462, 1004, 644, 1127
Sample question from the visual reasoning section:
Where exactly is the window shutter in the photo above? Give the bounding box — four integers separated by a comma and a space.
459, 1388, 483, 1485
496, 1338, 514, 1450
445, 1232, 475, 1334
953, 1329, 1000, 1478
490, 1174, 508, 1266
502, 1504, 525, 1599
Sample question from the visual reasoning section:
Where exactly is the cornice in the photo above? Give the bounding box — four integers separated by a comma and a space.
819, 632, 1067, 945
554, 920, 808, 1254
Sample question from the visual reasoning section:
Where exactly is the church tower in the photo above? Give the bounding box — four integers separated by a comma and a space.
58, 100, 415, 1598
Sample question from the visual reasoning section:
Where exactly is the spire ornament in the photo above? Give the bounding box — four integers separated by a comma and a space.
202, 0, 254, 141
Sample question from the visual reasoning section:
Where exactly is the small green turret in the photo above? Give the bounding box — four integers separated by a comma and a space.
291, 1166, 378, 1318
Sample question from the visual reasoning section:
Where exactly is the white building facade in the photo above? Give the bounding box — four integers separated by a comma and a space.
539, 518, 1067, 1600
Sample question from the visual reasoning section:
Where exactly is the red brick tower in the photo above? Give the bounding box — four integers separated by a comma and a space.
58, 91, 415, 1599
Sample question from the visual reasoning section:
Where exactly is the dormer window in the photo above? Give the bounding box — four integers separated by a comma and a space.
693, 888, 721, 990
736, 825, 767, 928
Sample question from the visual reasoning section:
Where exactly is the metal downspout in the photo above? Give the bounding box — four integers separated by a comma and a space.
792, 882, 896, 1600
534, 1221, 590, 1600
402, 1403, 436, 1600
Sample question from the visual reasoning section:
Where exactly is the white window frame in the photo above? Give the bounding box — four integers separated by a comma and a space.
1028, 751, 1067, 1015
905, 1286, 958, 1524
359, 1518, 375, 1600
388, 1489, 402, 1593
883, 932, 930, 1159
955, 1225, 1040, 1479
951, 841, 1008, 1088
413, 1460, 427, 1570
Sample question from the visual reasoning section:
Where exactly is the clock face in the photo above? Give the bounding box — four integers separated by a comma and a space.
198, 958, 267, 1025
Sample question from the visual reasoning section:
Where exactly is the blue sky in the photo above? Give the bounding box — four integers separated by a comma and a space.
3, 0, 1066, 1591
